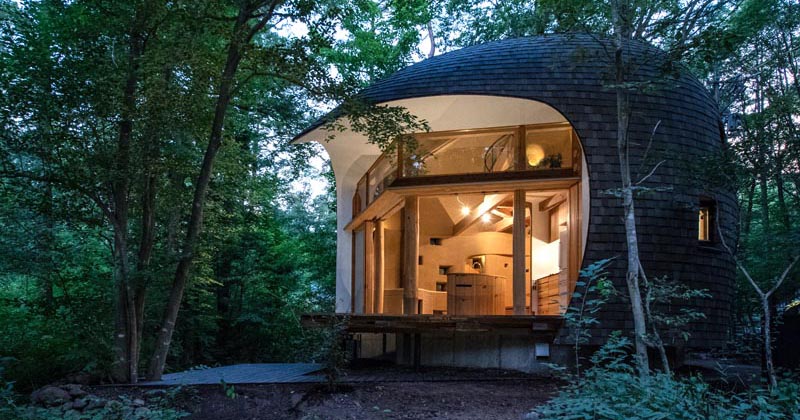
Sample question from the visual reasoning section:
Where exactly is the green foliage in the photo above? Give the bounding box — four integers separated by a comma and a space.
563, 258, 616, 376
0, 0, 420, 386
220, 380, 237, 400
534, 333, 800, 420
643, 275, 711, 344
320, 315, 352, 392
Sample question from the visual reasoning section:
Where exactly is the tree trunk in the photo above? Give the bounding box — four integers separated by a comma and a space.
743, 178, 756, 235
134, 171, 157, 356
774, 169, 791, 229
147, 5, 258, 380
111, 25, 144, 384
612, 0, 650, 378
761, 296, 777, 389
759, 173, 770, 235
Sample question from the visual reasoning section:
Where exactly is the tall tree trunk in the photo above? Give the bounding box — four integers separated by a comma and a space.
612, 0, 650, 378
775, 170, 791, 230
743, 178, 756, 235
42, 183, 55, 315
111, 26, 144, 384
147, 2, 278, 380
759, 172, 770, 234
134, 171, 157, 356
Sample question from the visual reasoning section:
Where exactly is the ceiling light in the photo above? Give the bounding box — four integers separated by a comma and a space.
461, 206, 470, 216
481, 213, 492, 223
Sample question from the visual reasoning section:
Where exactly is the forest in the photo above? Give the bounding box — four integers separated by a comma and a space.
1, 0, 799, 419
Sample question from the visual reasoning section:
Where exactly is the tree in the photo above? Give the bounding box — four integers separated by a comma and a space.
1, 0, 429, 383
434, 0, 744, 376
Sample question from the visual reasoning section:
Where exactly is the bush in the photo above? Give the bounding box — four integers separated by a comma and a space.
534, 333, 800, 419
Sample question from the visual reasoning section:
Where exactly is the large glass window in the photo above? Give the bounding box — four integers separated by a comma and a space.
524, 126, 573, 170
368, 156, 397, 202
403, 130, 516, 177
352, 124, 578, 218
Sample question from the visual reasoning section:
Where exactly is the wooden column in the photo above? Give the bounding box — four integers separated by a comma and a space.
512, 189, 527, 315
373, 219, 385, 313
364, 220, 375, 314
403, 196, 419, 315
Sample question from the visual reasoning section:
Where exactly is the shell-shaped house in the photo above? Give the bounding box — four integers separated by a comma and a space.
296, 34, 737, 371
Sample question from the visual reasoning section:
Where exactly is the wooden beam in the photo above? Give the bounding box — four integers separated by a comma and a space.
539, 193, 566, 212
345, 191, 403, 231
388, 177, 580, 197
301, 313, 564, 338
373, 219, 384, 314
513, 189, 527, 315
391, 170, 576, 190
515, 125, 526, 170
403, 196, 419, 314
350, 230, 356, 313
568, 183, 582, 301
364, 220, 375, 314
452, 193, 510, 237
493, 216, 514, 232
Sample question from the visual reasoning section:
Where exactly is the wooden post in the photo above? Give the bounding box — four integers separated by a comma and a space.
364, 220, 375, 314
374, 219, 385, 313
569, 183, 582, 294
513, 189, 527, 315
403, 196, 419, 315
515, 125, 527, 170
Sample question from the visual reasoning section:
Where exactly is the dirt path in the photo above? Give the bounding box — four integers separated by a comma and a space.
95, 379, 558, 419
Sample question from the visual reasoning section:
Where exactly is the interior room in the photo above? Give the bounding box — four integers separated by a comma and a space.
377, 190, 572, 316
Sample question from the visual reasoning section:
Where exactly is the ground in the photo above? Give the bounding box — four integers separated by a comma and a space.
92, 367, 559, 420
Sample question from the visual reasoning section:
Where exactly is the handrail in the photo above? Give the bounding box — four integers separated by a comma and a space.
483, 134, 513, 173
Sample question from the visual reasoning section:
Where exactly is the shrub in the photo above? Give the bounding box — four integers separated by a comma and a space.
534, 333, 800, 419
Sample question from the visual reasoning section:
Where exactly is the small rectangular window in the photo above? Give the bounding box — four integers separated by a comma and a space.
698, 198, 716, 242
698, 207, 710, 241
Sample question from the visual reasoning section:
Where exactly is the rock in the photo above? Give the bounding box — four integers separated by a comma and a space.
85, 396, 107, 410
62, 372, 93, 385
134, 407, 151, 418
144, 389, 166, 398
132, 398, 146, 406
62, 384, 87, 398
60, 401, 74, 412
523, 412, 540, 420
31, 385, 72, 407
72, 397, 89, 410
290, 392, 304, 407
105, 400, 123, 411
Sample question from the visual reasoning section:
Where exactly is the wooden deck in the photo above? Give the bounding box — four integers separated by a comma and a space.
138, 363, 323, 386
301, 313, 564, 338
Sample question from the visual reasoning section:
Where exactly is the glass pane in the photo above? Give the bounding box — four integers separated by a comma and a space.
368, 157, 396, 202
404, 131, 515, 177
524, 127, 572, 170
357, 177, 367, 205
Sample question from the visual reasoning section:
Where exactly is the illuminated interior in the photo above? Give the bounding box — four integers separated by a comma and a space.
349, 122, 584, 316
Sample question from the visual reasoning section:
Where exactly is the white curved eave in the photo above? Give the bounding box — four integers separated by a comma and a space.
293, 95, 569, 189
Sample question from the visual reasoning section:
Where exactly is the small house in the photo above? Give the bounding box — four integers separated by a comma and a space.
294, 34, 737, 371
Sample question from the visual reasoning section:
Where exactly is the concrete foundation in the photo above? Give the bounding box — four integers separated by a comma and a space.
353, 332, 566, 373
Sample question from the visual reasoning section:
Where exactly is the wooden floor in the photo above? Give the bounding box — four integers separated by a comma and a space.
139, 363, 324, 386
302, 313, 564, 338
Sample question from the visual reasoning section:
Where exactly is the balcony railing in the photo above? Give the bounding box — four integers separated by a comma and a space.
352, 123, 580, 218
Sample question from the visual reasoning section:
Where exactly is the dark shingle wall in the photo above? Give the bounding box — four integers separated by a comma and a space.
316, 34, 738, 348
